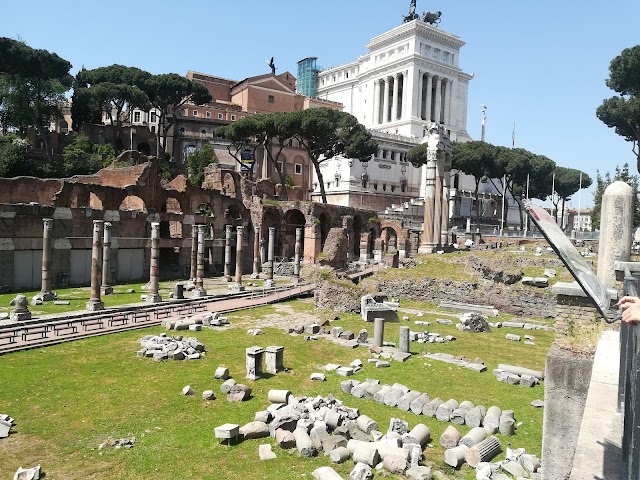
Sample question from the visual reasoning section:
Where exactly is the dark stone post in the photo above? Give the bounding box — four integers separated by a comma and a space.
86, 220, 105, 311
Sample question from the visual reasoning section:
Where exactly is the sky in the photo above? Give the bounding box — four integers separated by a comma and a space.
2, 0, 639, 208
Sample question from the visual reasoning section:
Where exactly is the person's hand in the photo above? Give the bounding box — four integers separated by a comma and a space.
617, 296, 640, 324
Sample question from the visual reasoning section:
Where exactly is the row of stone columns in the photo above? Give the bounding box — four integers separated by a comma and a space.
416, 72, 453, 125
373, 71, 407, 124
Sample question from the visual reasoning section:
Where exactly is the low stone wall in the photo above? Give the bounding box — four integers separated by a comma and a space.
542, 344, 594, 480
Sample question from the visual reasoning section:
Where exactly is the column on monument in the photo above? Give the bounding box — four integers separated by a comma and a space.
432, 161, 443, 247
373, 79, 381, 124
190, 224, 197, 280
233, 226, 245, 291
193, 224, 207, 297
392, 72, 400, 121
223, 224, 232, 282
40, 218, 53, 300
435, 76, 443, 123
411, 68, 421, 119
401, 70, 409, 120
425, 73, 433, 122
441, 166, 452, 245
252, 226, 261, 278
446, 79, 453, 126
416, 71, 424, 120
101, 221, 113, 295
86, 220, 104, 311
293, 227, 302, 281
382, 77, 390, 123
265, 226, 276, 287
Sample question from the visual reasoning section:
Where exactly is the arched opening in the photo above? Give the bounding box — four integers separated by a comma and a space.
195, 203, 213, 217
161, 197, 183, 239
222, 172, 236, 197
367, 228, 375, 259
283, 209, 305, 259
224, 204, 242, 227
119, 195, 146, 213
137, 142, 151, 156
89, 192, 103, 210
353, 216, 363, 259
261, 210, 282, 258
382, 227, 398, 253
318, 212, 331, 251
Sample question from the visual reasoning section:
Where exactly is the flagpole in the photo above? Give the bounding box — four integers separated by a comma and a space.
512, 122, 515, 148
481, 105, 486, 142
500, 174, 506, 236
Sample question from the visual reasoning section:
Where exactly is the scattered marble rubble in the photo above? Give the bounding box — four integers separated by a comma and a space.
468, 444, 542, 479
219, 389, 441, 479
490, 321, 554, 332
0, 413, 14, 439
457, 312, 491, 333
341, 378, 516, 435
137, 334, 206, 361
493, 364, 544, 387
163, 312, 230, 330
423, 353, 486, 373
98, 434, 136, 450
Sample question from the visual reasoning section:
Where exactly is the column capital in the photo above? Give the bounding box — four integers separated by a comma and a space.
92, 220, 104, 232
198, 224, 207, 234
236, 225, 244, 233
104, 221, 112, 231
43, 218, 53, 229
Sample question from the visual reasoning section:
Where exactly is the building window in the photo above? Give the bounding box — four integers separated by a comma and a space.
150, 112, 157, 123
268, 95, 275, 104
206, 112, 211, 118
346, 71, 349, 79
193, 110, 198, 116
295, 164, 302, 175
277, 160, 284, 173
288, 139, 293, 147
151, 126, 156, 133
180, 109, 185, 116
200, 129, 206, 136
231, 115, 236, 121
373, 183, 378, 190
179, 127, 185, 134
133, 111, 141, 123
391, 185, 395, 192
383, 183, 387, 191
218, 113, 223, 119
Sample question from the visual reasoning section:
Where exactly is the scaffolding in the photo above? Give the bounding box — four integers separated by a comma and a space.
296, 57, 319, 97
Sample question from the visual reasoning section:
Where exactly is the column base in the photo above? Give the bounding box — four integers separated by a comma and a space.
246, 374, 261, 381
86, 300, 105, 312
418, 243, 438, 254
39, 291, 55, 302
224, 275, 232, 282
191, 287, 208, 298
10, 310, 31, 322
264, 279, 276, 288
250, 272, 260, 279
146, 293, 162, 303
229, 283, 245, 292
101, 286, 114, 296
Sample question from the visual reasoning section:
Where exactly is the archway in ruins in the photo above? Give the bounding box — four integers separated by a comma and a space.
119, 195, 146, 213
366, 228, 376, 259
137, 142, 151, 156
283, 209, 305, 259
161, 197, 184, 239
318, 212, 331, 251
89, 192, 103, 210
222, 172, 236, 197
382, 227, 398, 254
261, 210, 282, 258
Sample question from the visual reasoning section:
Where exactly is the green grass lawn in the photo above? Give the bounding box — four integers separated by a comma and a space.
0, 297, 553, 480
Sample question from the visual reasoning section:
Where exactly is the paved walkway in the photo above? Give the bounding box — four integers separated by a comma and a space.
0, 283, 315, 355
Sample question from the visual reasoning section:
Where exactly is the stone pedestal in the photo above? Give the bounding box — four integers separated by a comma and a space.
146, 222, 162, 303
246, 346, 265, 380
9, 295, 31, 322
265, 345, 284, 374
101, 222, 113, 295
86, 220, 104, 311
399, 326, 410, 353
373, 317, 385, 347
175, 283, 185, 299
192, 225, 208, 298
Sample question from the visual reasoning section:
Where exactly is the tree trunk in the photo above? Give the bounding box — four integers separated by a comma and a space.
313, 159, 328, 203
264, 141, 288, 200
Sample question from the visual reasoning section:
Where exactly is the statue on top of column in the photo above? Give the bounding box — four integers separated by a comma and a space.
403, 0, 419, 23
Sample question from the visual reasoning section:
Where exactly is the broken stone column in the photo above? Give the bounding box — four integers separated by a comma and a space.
86, 220, 104, 311
246, 346, 265, 380
597, 180, 633, 288
293, 427, 317, 457
146, 222, 162, 303
444, 444, 469, 468
293, 227, 302, 284
192, 225, 207, 298
224, 224, 232, 282
265, 345, 284, 374
419, 140, 437, 254
230, 226, 245, 292
9, 294, 31, 322
440, 425, 461, 449
101, 221, 113, 295
464, 435, 502, 467
264, 226, 276, 288
251, 226, 261, 278
190, 224, 198, 280
399, 326, 410, 353
373, 317, 385, 348
39, 218, 54, 301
